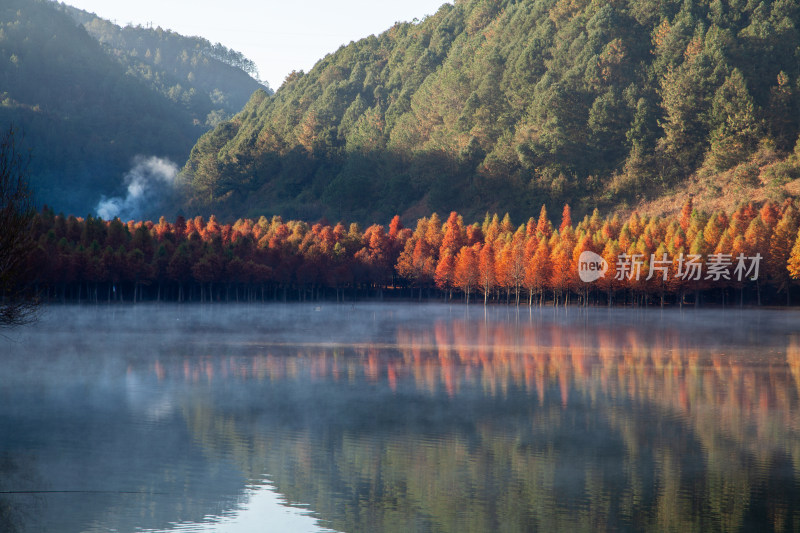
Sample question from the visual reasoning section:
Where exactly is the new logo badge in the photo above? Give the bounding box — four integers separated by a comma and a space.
578, 251, 608, 282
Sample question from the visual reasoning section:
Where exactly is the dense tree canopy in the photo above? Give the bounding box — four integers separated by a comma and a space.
24, 199, 800, 306
182, 0, 800, 223
58, 3, 269, 121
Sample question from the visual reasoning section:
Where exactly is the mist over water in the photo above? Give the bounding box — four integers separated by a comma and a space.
95, 156, 178, 221
2, 304, 800, 532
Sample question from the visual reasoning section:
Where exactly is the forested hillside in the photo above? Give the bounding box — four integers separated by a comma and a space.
181, 0, 800, 224
0, 0, 263, 217
57, 3, 268, 124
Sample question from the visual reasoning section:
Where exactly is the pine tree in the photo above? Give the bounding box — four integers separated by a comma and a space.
767, 71, 796, 151
707, 69, 761, 171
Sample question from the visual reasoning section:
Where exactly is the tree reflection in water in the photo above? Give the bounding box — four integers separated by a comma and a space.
150, 309, 800, 532
3, 305, 799, 532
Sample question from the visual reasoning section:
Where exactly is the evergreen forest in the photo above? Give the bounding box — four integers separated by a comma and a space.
182, 0, 800, 223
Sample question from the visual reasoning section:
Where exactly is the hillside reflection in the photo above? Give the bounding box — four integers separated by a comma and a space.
143, 311, 800, 533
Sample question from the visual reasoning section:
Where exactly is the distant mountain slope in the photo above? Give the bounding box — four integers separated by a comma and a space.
0, 0, 264, 218
57, 3, 269, 124
181, 0, 800, 223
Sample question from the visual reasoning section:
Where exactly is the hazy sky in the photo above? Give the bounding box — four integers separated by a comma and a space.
63, 0, 451, 90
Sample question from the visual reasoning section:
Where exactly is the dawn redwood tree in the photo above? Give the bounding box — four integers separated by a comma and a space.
731, 233, 750, 306
454, 245, 479, 305
434, 250, 456, 300
679, 197, 693, 232
396, 220, 436, 297
494, 238, 511, 303
125, 248, 150, 303
536, 205, 553, 239
597, 239, 621, 305
504, 230, 527, 305
396, 238, 420, 295
151, 243, 172, 301
167, 243, 192, 302
559, 204, 573, 233
550, 232, 574, 305
744, 216, 770, 305
466, 223, 483, 246
192, 249, 224, 302
154, 216, 172, 242
500, 213, 514, 235
760, 202, 780, 231
483, 214, 501, 244
439, 211, 464, 258
649, 242, 671, 307
687, 230, 709, 305
571, 234, 593, 306
355, 224, 393, 295
525, 239, 551, 306
703, 211, 728, 254
424, 213, 443, 256
525, 216, 537, 239
788, 226, 800, 283
388, 215, 403, 240
105, 217, 129, 250
387, 215, 407, 266
601, 215, 621, 242
478, 242, 496, 306
587, 208, 603, 234
766, 206, 798, 303
729, 202, 758, 238
84, 240, 106, 303
744, 216, 770, 257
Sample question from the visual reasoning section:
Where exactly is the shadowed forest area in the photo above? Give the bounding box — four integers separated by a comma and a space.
0, 0, 265, 216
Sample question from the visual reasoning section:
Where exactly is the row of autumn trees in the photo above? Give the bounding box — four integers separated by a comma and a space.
25, 198, 800, 306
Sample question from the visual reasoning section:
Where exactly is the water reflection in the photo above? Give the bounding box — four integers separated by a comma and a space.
2, 305, 800, 531
136, 480, 336, 533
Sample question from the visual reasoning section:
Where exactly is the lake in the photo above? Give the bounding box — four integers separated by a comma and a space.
1, 303, 799, 532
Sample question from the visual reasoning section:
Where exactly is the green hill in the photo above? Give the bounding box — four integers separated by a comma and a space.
57, 3, 269, 124
0, 0, 265, 218
181, 0, 800, 223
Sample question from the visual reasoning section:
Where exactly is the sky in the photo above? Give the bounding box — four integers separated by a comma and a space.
62, 0, 451, 90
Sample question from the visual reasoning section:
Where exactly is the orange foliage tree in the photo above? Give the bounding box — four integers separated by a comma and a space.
22, 199, 800, 306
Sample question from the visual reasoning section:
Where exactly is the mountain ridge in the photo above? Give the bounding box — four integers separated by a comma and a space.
0, 0, 264, 218
179, 0, 800, 224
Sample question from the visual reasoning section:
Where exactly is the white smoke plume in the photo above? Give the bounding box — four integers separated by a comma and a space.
96, 156, 179, 221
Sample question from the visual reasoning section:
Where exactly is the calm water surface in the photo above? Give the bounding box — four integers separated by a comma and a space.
1, 303, 800, 532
